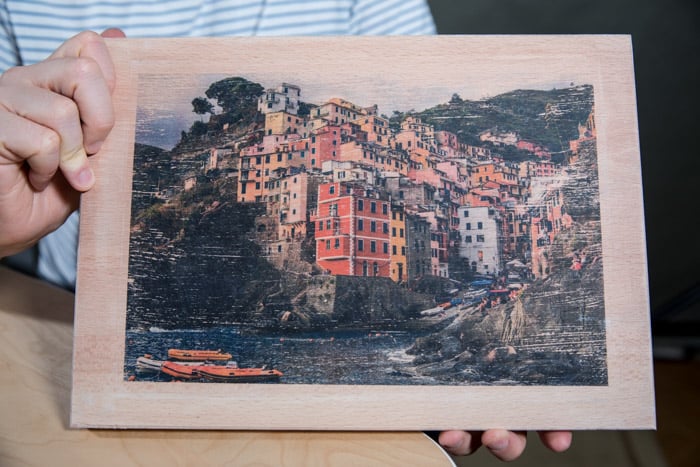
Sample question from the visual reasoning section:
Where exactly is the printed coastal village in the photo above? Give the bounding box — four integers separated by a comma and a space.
127, 78, 607, 385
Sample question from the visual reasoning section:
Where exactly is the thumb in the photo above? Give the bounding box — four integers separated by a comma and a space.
101, 28, 126, 38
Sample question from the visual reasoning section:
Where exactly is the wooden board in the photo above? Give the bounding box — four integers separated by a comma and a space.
72, 36, 655, 430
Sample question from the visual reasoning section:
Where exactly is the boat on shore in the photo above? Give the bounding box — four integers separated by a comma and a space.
195, 365, 283, 383
161, 361, 203, 380
136, 355, 208, 373
167, 349, 232, 361
135, 355, 163, 373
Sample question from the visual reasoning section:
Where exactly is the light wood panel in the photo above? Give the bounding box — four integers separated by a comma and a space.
73, 36, 654, 430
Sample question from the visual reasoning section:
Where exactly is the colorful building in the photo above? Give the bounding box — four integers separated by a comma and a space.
313, 181, 391, 278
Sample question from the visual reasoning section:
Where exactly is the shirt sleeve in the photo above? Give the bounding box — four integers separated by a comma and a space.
37, 213, 79, 291
349, 0, 436, 35
0, 5, 21, 70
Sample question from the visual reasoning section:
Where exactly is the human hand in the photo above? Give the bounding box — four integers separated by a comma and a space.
0, 29, 124, 258
438, 430, 572, 461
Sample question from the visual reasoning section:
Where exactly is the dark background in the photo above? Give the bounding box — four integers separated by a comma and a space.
427, 0, 700, 350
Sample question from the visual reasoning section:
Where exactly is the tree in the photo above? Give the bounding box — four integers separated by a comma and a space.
204, 77, 264, 120
297, 101, 312, 117
191, 97, 214, 120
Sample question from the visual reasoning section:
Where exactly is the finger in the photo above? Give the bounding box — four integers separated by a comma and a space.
49, 30, 116, 92
48, 31, 116, 154
0, 108, 60, 191
0, 72, 97, 191
437, 430, 483, 456
538, 431, 573, 453
482, 429, 528, 462
3, 56, 114, 159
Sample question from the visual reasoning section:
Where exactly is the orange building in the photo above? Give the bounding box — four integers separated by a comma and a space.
357, 115, 390, 146
470, 161, 519, 188
313, 181, 391, 277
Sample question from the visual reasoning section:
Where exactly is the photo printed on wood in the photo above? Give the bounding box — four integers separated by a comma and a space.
72, 36, 654, 430
125, 72, 606, 386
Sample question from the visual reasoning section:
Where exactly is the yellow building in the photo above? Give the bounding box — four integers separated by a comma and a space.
264, 111, 310, 137
390, 206, 408, 283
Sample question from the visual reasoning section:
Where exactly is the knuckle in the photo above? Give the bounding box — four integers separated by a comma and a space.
52, 97, 80, 125
71, 56, 102, 81
38, 129, 61, 157
73, 30, 103, 47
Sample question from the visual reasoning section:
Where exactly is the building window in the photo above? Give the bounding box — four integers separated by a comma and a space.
358, 199, 364, 211
465, 235, 472, 243
370, 201, 376, 213
383, 223, 389, 234
318, 221, 323, 231
326, 240, 331, 250
476, 235, 485, 242
370, 221, 376, 232
399, 228, 404, 238
329, 185, 335, 195
383, 242, 389, 254
382, 204, 388, 215
373, 262, 379, 276
466, 222, 471, 230
392, 245, 397, 255
358, 239, 364, 251
370, 241, 376, 253
477, 222, 483, 230
334, 238, 340, 249
358, 219, 364, 231
401, 246, 406, 256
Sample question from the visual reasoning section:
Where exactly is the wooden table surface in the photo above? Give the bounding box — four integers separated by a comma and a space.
0, 265, 454, 466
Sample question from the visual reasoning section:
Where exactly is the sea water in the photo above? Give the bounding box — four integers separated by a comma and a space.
125, 326, 437, 385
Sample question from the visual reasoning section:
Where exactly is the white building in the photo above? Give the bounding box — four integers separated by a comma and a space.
258, 83, 300, 115
457, 205, 501, 276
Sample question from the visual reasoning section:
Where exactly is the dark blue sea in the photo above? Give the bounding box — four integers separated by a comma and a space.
125, 326, 437, 385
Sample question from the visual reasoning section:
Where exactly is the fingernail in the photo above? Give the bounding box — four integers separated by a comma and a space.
77, 166, 95, 189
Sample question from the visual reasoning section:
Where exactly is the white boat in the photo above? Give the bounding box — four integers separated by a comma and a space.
135, 355, 209, 373
135, 355, 163, 373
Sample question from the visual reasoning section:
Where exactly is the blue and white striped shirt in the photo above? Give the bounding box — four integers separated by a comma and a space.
0, 0, 436, 288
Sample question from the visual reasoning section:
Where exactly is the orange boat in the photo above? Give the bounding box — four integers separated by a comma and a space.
195, 365, 283, 383
167, 349, 232, 361
161, 361, 202, 380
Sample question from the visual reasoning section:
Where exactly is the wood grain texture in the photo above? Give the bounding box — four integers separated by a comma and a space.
72, 36, 655, 430
0, 266, 454, 467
